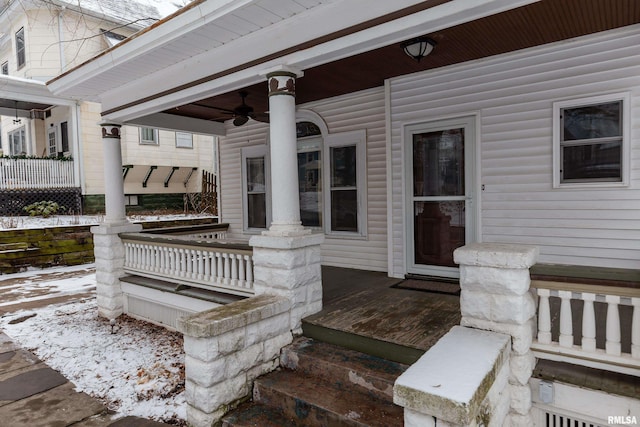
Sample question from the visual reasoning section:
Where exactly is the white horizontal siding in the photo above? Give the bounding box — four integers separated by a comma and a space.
390, 25, 640, 273
219, 87, 388, 271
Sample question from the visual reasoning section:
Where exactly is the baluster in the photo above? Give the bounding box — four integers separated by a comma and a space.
178, 248, 186, 278
143, 245, 150, 271
632, 297, 640, 359
605, 295, 621, 356
581, 292, 596, 352
246, 255, 254, 289
191, 249, 198, 280
203, 251, 211, 281
231, 254, 238, 285
185, 249, 192, 278
558, 290, 573, 348
216, 252, 223, 283
133, 244, 140, 270
238, 254, 246, 287
170, 247, 177, 276
197, 250, 204, 281
537, 289, 552, 344
223, 253, 230, 285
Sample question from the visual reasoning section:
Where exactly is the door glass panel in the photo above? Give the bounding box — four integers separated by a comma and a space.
413, 129, 464, 197
414, 201, 465, 267
246, 157, 266, 229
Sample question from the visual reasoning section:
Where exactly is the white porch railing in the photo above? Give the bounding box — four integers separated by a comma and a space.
120, 231, 254, 297
0, 158, 75, 190
532, 280, 640, 376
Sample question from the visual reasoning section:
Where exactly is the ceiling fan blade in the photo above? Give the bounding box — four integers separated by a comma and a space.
233, 115, 249, 126
250, 112, 270, 123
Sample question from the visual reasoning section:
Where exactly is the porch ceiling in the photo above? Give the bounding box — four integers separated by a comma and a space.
165, 0, 640, 124
47, 0, 640, 126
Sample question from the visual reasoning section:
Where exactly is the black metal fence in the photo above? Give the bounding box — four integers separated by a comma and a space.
0, 188, 82, 216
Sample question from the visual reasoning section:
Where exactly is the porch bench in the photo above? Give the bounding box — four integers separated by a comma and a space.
120, 274, 245, 305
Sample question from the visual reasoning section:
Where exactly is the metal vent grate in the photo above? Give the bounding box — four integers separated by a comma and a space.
534, 407, 606, 427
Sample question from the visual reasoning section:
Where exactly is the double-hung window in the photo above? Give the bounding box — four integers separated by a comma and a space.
553, 93, 629, 187
139, 127, 159, 145
9, 127, 26, 155
324, 130, 366, 236
15, 28, 25, 69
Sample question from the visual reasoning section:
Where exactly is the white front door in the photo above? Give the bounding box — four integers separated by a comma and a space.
405, 116, 476, 278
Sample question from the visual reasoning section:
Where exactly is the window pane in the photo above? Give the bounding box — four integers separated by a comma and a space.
331, 189, 357, 232
298, 151, 322, 227
413, 128, 464, 197
48, 131, 56, 155
176, 132, 193, 148
246, 157, 265, 192
563, 101, 621, 141
247, 193, 266, 229
140, 127, 156, 143
414, 201, 465, 267
61, 122, 69, 152
16, 28, 25, 67
331, 145, 356, 187
562, 141, 622, 181
1, 62, 7, 75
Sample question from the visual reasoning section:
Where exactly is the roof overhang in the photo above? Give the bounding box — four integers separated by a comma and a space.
48, 0, 541, 124
0, 75, 76, 117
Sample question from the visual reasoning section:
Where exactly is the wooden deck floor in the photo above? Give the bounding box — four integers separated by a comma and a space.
303, 267, 461, 364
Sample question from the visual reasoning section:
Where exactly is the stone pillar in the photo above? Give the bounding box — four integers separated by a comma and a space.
264, 67, 305, 236
250, 233, 324, 333
92, 123, 141, 319
454, 243, 539, 427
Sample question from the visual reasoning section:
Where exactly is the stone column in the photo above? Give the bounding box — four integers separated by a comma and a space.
454, 243, 539, 427
250, 66, 324, 334
92, 123, 141, 319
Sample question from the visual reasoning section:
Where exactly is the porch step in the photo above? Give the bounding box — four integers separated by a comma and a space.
222, 338, 406, 427
301, 319, 425, 365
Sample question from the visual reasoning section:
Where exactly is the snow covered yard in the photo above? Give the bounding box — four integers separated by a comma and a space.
0, 266, 187, 425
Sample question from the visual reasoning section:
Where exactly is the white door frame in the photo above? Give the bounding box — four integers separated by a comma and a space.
403, 114, 478, 279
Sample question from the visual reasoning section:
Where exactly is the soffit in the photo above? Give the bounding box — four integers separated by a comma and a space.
165, 0, 640, 123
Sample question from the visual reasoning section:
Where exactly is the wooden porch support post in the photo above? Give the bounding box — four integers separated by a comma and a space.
250, 66, 324, 333
91, 122, 141, 319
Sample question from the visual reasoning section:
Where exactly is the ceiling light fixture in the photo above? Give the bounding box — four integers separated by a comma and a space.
402, 37, 436, 62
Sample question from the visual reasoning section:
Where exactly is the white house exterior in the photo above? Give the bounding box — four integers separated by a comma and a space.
46, 0, 639, 425
0, 0, 217, 214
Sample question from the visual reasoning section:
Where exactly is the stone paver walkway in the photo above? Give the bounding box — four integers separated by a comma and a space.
0, 267, 174, 426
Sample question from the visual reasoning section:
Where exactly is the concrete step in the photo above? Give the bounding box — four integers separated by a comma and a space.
281, 337, 407, 402
251, 369, 403, 427
221, 402, 299, 427
222, 337, 405, 427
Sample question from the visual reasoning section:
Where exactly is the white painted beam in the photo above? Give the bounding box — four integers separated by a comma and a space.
126, 113, 226, 136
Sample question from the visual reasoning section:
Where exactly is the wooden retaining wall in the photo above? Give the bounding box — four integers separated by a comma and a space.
0, 217, 217, 274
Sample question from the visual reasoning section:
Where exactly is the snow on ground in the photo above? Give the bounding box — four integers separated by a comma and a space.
0, 266, 186, 425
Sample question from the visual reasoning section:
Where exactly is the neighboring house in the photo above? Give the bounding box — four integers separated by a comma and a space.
0, 0, 217, 215
48, 1, 639, 426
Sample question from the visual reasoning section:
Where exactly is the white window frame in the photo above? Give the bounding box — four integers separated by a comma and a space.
139, 127, 159, 145
15, 27, 25, 69
175, 132, 193, 148
47, 126, 57, 156
241, 145, 271, 232
8, 126, 27, 155
323, 130, 367, 237
553, 92, 630, 188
